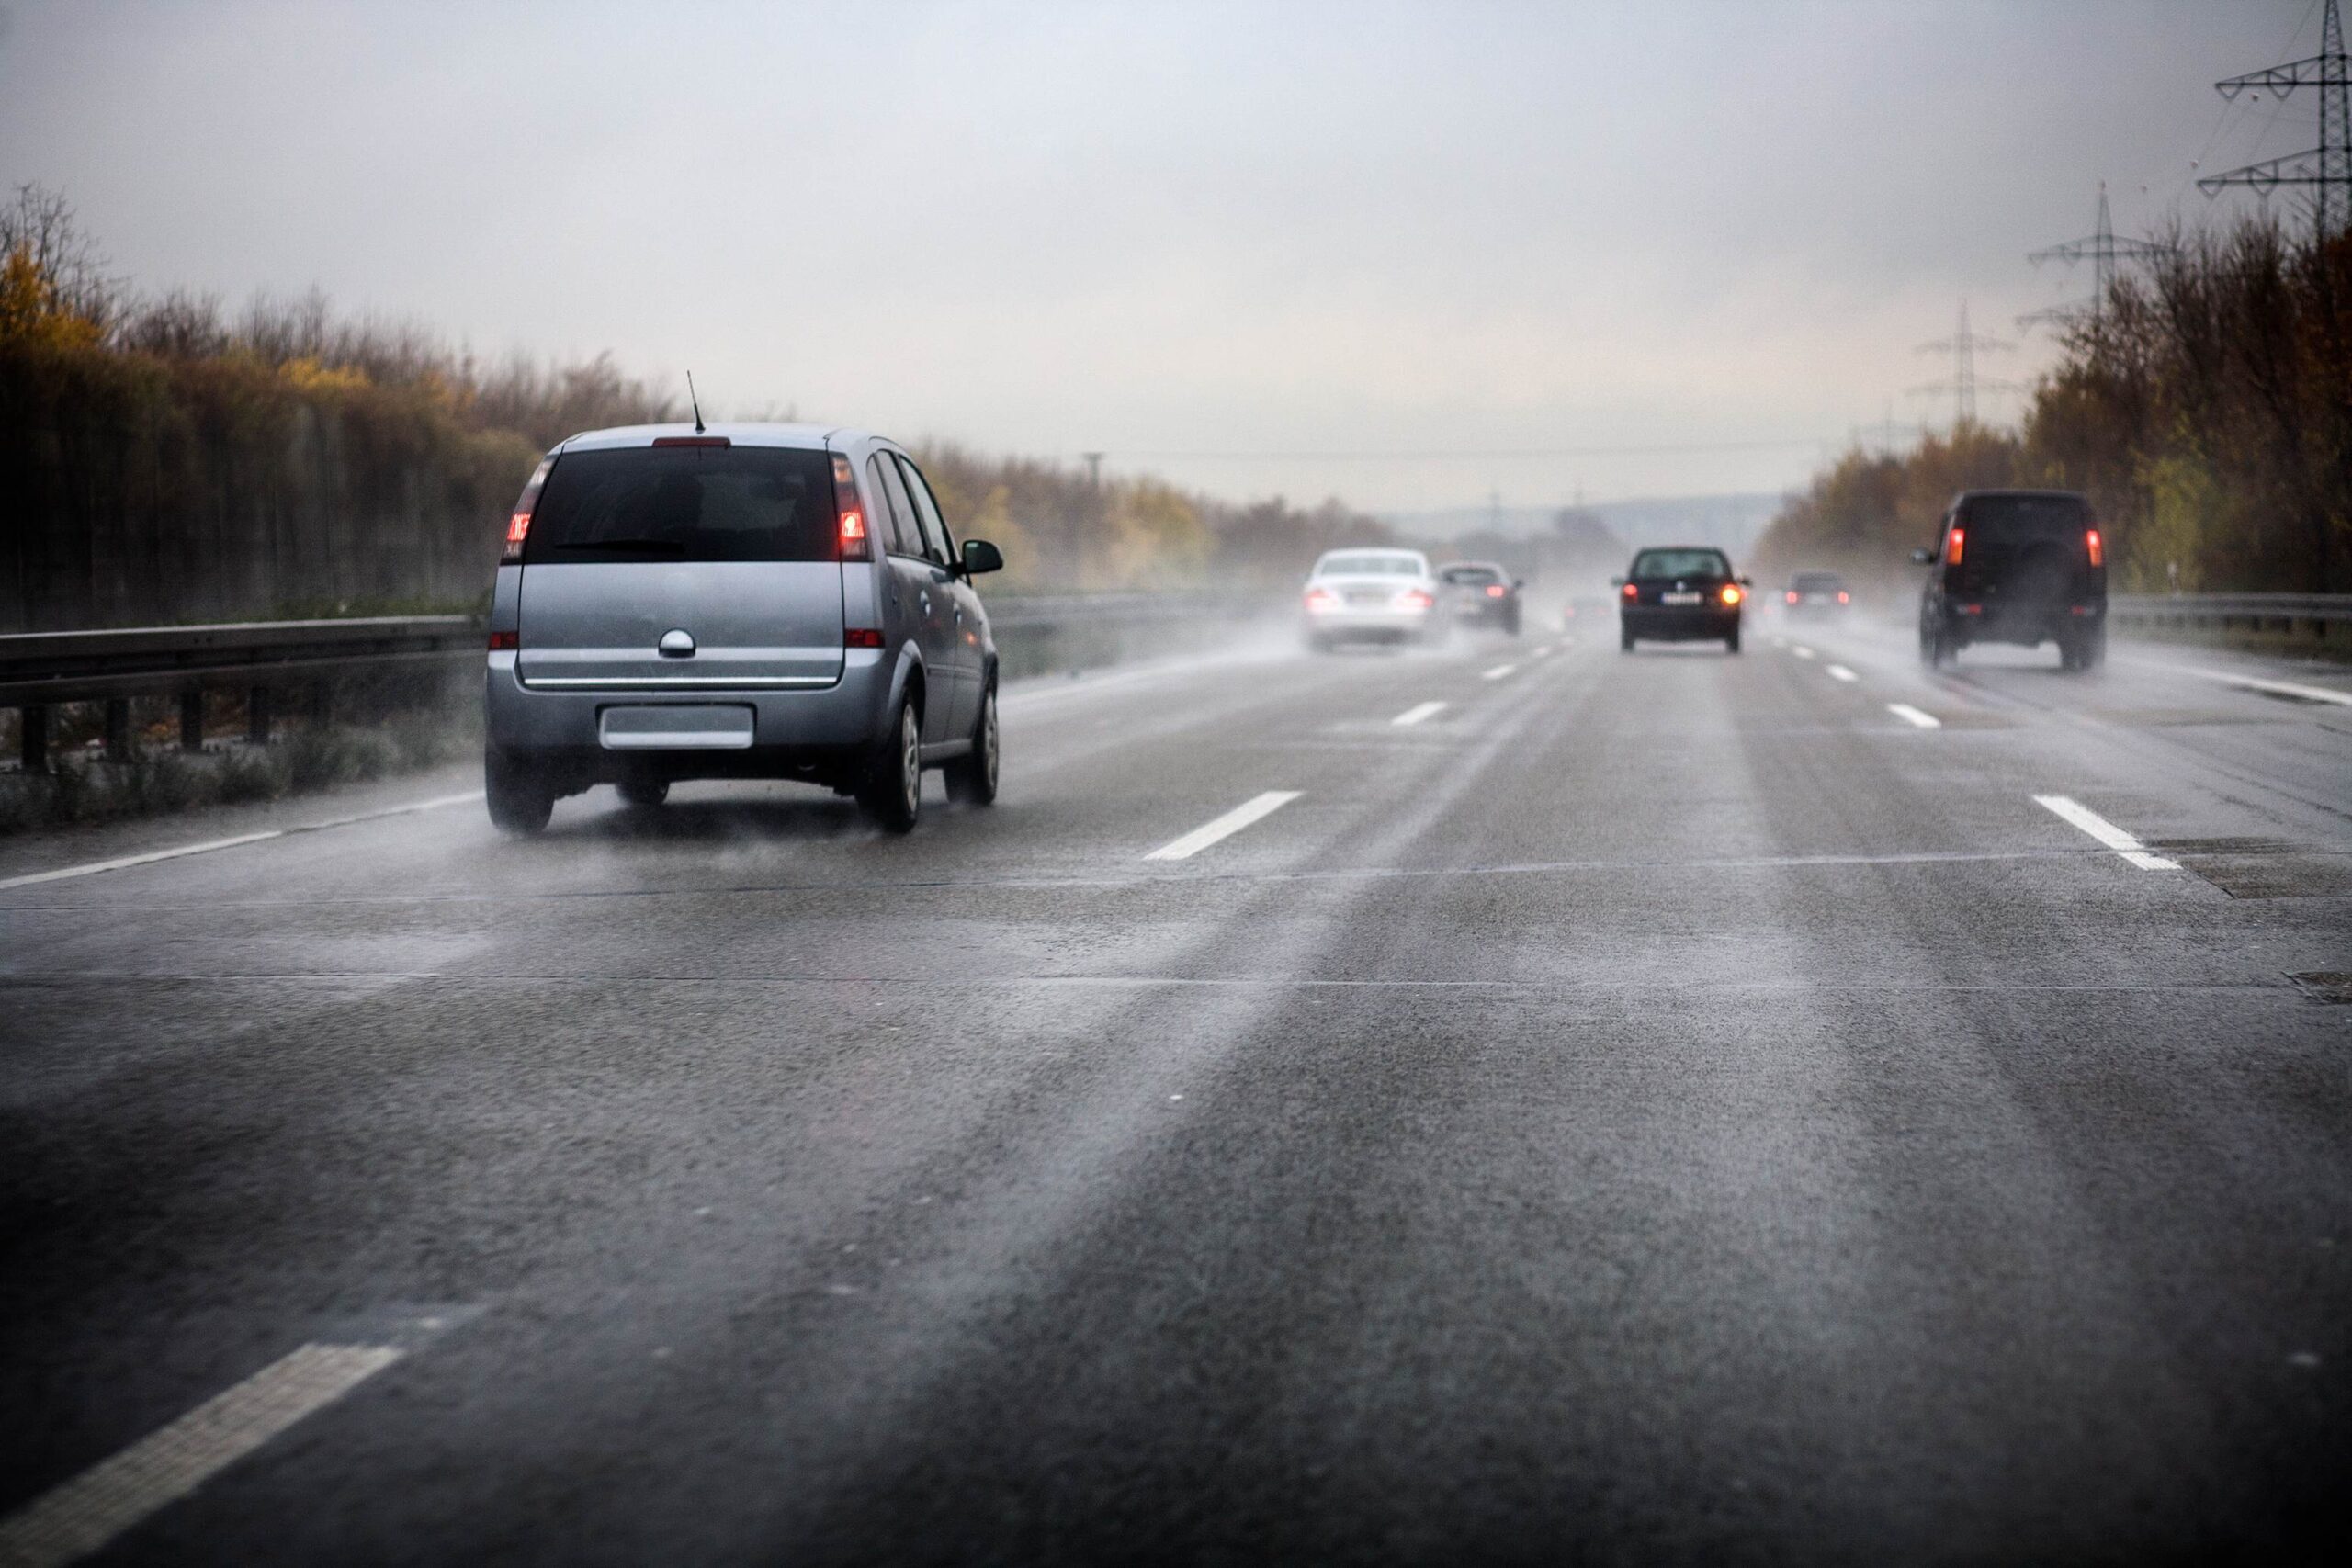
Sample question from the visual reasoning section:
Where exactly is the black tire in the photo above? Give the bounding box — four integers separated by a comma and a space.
2079, 626, 2106, 671
1620, 627, 1635, 652
484, 749, 553, 837
856, 694, 922, 833
944, 678, 999, 806
1921, 625, 1952, 669
1725, 625, 1742, 655
1306, 632, 1332, 654
617, 779, 669, 807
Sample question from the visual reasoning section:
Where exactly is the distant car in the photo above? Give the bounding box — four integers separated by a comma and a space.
1781, 570, 1850, 617
1436, 560, 1523, 635
483, 423, 1007, 837
1302, 548, 1442, 649
1618, 546, 1747, 653
1913, 489, 2107, 671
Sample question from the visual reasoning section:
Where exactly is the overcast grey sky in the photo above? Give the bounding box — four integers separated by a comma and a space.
0, 1, 2326, 509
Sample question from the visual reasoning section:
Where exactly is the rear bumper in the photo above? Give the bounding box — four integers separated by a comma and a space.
1939, 602, 2104, 645
1622, 607, 1740, 640
1306, 607, 1433, 639
484, 649, 895, 783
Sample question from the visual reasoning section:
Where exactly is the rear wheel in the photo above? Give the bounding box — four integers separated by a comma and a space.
1620, 627, 1635, 652
856, 694, 922, 833
617, 779, 669, 807
2078, 626, 2106, 671
1725, 625, 1742, 655
484, 750, 554, 837
944, 680, 999, 806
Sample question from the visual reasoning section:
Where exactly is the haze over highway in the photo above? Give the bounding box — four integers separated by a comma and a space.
6, 622, 2347, 1563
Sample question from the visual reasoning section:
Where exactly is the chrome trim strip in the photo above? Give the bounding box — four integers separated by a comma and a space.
520, 675, 839, 690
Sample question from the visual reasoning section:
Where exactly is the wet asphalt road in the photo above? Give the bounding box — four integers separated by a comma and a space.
4, 618, 2350, 1565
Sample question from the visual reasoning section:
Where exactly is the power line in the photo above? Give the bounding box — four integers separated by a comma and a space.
1909, 300, 2018, 428
2197, 0, 2350, 241
2019, 181, 2174, 332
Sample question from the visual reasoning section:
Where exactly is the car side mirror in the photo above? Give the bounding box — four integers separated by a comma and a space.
1512, 579, 1525, 591
961, 538, 1004, 576
1610, 576, 1625, 588
1909, 547, 1934, 565
1737, 576, 1752, 587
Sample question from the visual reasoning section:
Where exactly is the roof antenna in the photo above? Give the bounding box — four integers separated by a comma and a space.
686, 371, 706, 434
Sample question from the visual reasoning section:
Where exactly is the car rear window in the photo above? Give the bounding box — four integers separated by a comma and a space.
1956, 494, 2090, 542
1792, 571, 1842, 591
524, 446, 839, 564
1631, 549, 1730, 579
1319, 553, 1422, 576
1441, 565, 1502, 585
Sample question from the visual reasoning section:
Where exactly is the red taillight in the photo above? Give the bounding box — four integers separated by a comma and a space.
1946, 526, 1964, 566
1838, 591, 1849, 604
651, 435, 730, 447
1785, 591, 1799, 604
1485, 584, 1506, 598
2086, 527, 2103, 567
832, 454, 870, 561
487, 630, 518, 651
844, 627, 883, 649
1305, 587, 1340, 612
1622, 582, 1638, 600
501, 456, 553, 565
1399, 589, 1434, 611
1720, 584, 1743, 605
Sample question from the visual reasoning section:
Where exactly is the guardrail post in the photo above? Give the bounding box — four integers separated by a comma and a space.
104, 699, 132, 763
19, 705, 47, 773
246, 685, 271, 746
178, 690, 204, 751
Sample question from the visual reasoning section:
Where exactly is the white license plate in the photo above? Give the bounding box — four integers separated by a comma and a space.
1662, 592, 1703, 605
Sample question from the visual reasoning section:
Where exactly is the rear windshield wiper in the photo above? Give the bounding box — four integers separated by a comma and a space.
557, 536, 687, 553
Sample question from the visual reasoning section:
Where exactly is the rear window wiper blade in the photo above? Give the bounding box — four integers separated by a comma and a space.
556, 536, 687, 553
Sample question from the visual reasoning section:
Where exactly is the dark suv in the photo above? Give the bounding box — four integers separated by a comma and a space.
1914, 490, 2107, 671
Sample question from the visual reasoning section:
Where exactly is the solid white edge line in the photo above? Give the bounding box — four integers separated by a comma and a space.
1792, 646, 1815, 660
2184, 668, 2352, 707
0, 1343, 401, 1568
1390, 701, 1447, 728
1480, 663, 1518, 681
0, 793, 486, 892
1887, 703, 1942, 729
1144, 791, 1302, 862
2033, 794, 2179, 870
1826, 664, 1859, 682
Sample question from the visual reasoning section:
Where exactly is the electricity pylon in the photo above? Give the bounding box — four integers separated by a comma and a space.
2019, 182, 2173, 331
2196, 0, 2350, 241
1910, 300, 2018, 428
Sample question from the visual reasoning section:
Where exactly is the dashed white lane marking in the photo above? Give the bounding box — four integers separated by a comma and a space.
0, 1343, 401, 1568
1792, 646, 1816, 660
1887, 703, 1942, 729
1480, 663, 1519, 681
1145, 791, 1303, 861
1826, 664, 1859, 682
1530, 643, 1555, 657
0, 793, 485, 892
1390, 701, 1448, 727
2033, 794, 2179, 871
2179, 667, 2352, 707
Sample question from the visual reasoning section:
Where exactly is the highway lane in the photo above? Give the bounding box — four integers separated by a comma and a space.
3, 622, 2348, 1564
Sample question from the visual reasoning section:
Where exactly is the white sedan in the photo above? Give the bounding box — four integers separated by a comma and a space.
1301, 548, 1443, 650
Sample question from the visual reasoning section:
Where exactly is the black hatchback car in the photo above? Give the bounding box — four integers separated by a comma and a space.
1618, 547, 1748, 653
1914, 490, 2107, 671
1437, 560, 1523, 635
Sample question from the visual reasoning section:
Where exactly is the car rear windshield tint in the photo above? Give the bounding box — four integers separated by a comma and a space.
1631, 549, 1730, 579
1441, 566, 1502, 585
524, 446, 839, 564
1957, 494, 2090, 542
1319, 553, 1421, 576
1792, 571, 1842, 590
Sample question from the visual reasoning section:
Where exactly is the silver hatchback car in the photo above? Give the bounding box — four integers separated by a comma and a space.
483, 423, 1005, 835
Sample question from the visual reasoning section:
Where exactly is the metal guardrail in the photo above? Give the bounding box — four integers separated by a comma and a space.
0, 595, 1264, 772
2109, 592, 2352, 635
0, 616, 484, 771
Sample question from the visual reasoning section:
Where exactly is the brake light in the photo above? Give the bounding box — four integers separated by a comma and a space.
487, 630, 518, 651
1838, 591, 1849, 604
1399, 589, 1434, 611
1785, 591, 1799, 604
1622, 582, 1638, 600
1305, 587, 1340, 612
1720, 584, 1743, 605
1485, 584, 1506, 598
832, 454, 869, 561
2086, 527, 2103, 567
501, 457, 553, 565
1945, 526, 1964, 566
844, 627, 883, 649
651, 435, 730, 447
